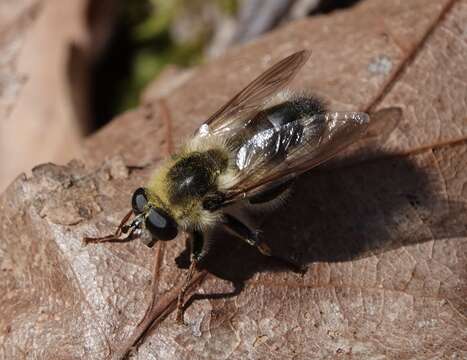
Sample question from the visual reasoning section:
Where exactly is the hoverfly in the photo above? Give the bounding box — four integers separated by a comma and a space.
84, 50, 401, 323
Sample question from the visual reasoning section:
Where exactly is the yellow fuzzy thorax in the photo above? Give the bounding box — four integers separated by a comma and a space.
146, 157, 173, 209
145, 135, 234, 231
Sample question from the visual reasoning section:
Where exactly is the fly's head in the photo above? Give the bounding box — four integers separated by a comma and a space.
121, 187, 179, 247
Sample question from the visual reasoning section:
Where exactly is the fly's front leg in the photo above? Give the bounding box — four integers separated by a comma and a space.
222, 214, 306, 274
176, 231, 206, 324
189, 230, 208, 263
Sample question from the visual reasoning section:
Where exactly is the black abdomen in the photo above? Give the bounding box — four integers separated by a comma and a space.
167, 150, 228, 203
234, 95, 326, 170
250, 95, 325, 134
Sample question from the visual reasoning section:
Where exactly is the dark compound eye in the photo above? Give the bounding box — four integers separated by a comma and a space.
131, 188, 148, 214
145, 208, 178, 241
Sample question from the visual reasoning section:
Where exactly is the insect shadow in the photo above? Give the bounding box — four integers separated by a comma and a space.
176, 149, 466, 303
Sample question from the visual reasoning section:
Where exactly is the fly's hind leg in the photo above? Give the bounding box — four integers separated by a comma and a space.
248, 178, 294, 205
176, 231, 206, 324
246, 178, 295, 213
222, 213, 265, 251
222, 214, 306, 274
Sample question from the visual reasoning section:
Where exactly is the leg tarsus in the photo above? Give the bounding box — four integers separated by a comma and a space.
83, 210, 134, 245
82, 234, 131, 245
223, 214, 307, 274
257, 241, 272, 256
189, 230, 207, 263
276, 256, 308, 275
223, 214, 259, 246
176, 231, 206, 324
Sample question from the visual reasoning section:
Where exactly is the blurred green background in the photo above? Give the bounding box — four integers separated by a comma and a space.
92, 0, 237, 127
91, 0, 359, 128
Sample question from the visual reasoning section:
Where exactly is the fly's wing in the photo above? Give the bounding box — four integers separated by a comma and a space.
325, 106, 402, 167
222, 111, 371, 202
365, 107, 402, 141
196, 50, 311, 137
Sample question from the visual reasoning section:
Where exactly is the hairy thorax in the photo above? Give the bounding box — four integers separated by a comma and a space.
147, 142, 232, 231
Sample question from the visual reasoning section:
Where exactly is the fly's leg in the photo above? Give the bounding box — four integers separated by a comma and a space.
222, 214, 306, 274
176, 231, 206, 324
83, 210, 134, 244
248, 178, 294, 205
222, 213, 263, 248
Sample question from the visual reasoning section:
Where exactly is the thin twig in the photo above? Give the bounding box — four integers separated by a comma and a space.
157, 98, 174, 156
111, 269, 208, 360
138, 241, 166, 326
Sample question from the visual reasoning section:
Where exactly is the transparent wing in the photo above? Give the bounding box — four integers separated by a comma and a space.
222, 111, 371, 202
323, 106, 402, 168
365, 107, 402, 141
196, 50, 311, 136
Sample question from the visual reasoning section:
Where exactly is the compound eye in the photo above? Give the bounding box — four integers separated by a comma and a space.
131, 188, 148, 214
145, 208, 178, 241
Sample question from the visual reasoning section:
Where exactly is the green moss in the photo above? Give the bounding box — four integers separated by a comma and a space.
92, 0, 237, 126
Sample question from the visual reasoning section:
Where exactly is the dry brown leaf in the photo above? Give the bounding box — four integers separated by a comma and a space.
1, 0, 466, 359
